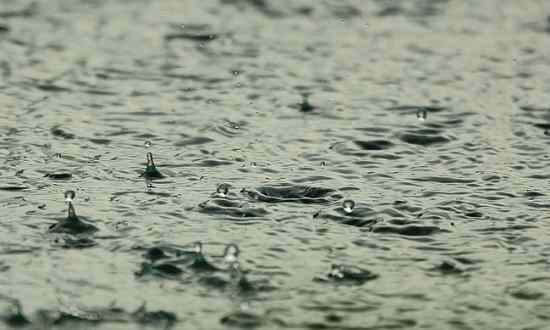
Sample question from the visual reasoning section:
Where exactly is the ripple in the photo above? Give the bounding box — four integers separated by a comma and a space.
354, 140, 394, 151
399, 130, 451, 146
372, 225, 447, 236
242, 184, 342, 204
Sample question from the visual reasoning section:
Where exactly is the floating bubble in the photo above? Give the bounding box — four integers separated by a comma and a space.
64, 190, 76, 202
342, 199, 355, 214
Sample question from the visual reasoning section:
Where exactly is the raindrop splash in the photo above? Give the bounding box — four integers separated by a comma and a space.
416, 109, 427, 121
216, 183, 230, 197
64, 190, 76, 203
329, 264, 344, 279
342, 199, 355, 214
299, 93, 316, 112
194, 241, 203, 254
223, 244, 240, 264
141, 152, 163, 179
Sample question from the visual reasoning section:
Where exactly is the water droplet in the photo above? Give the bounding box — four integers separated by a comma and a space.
64, 190, 76, 202
194, 241, 203, 254
416, 109, 427, 121
216, 183, 230, 197
342, 199, 355, 214
232, 70, 240, 76
144, 140, 152, 148
329, 264, 344, 279
223, 244, 240, 264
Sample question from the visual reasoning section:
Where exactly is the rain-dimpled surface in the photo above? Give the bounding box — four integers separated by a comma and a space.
1, 0, 550, 329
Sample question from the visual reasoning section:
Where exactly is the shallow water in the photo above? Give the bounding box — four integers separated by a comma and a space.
1, 0, 550, 329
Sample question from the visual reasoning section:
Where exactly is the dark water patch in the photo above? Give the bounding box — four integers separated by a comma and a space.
291, 176, 332, 183
354, 140, 394, 151
386, 105, 447, 114
34, 83, 71, 93
372, 225, 447, 236
44, 172, 72, 180
508, 288, 544, 301
411, 176, 475, 184
0, 186, 28, 191
520, 105, 550, 112
48, 215, 98, 235
399, 130, 451, 146
164, 33, 218, 43
242, 184, 341, 204
429, 261, 465, 276
220, 311, 265, 328
220, 0, 283, 17
135, 262, 184, 279
533, 123, 550, 130
474, 225, 537, 232
0, 24, 9, 33
191, 159, 234, 167
133, 305, 177, 328
50, 126, 75, 139
0, 3, 36, 19
197, 198, 269, 219
174, 136, 214, 146
464, 211, 483, 218
82, 88, 118, 96
1, 300, 30, 327
315, 264, 378, 285
53, 236, 97, 249
315, 203, 378, 228
89, 138, 111, 145
27, 304, 177, 329
327, 4, 362, 18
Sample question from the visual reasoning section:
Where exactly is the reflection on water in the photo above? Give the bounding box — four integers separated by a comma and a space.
1, 0, 550, 329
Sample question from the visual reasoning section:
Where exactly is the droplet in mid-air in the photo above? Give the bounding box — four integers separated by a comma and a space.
416, 109, 427, 121
64, 190, 76, 203
216, 183, 230, 197
342, 199, 355, 214
144, 140, 152, 148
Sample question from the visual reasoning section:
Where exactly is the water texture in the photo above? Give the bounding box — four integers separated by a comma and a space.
1, 0, 550, 329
